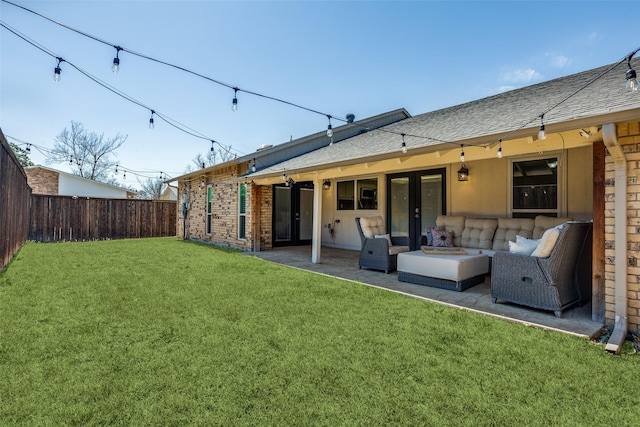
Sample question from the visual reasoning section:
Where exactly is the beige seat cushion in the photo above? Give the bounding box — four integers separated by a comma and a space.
492, 218, 534, 251
435, 215, 466, 247
389, 245, 410, 256
533, 215, 573, 239
359, 216, 385, 238
460, 218, 498, 249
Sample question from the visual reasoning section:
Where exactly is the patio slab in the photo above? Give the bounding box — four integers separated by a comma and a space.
245, 246, 603, 338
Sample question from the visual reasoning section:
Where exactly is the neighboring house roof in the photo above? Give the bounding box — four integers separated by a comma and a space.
168, 108, 411, 182
247, 57, 640, 178
25, 165, 137, 198
160, 185, 178, 200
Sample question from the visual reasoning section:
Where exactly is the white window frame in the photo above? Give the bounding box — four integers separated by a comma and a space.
238, 183, 247, 240
206, 184, 213, 235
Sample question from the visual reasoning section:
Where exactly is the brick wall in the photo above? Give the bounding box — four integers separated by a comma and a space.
260, 185, 273, 250
177, 164, 267, 251
24, 167, 59, 195
604, 121, 640, 332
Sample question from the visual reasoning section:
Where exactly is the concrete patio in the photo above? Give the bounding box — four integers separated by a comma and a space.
246, 246, 603, 338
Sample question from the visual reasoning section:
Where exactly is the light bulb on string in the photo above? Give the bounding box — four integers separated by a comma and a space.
112, 46, 122, 73
26, 144, 31, 153
232, 88, 238, 112
54, 57, 64, 82
459, 145, 465, 163
210, 140, 215, 152
326, 115, 333, 138
123, 171, 126, 180
115, 165, 119, 175
538, 114, 546, 140
626, 69, 639, 91
497, 140, 503, 159
251, 158, 256, 173
401, 133, 407, 154
149, 110, 155, 129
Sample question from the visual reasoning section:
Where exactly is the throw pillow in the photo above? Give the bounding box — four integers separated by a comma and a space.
509, 237, 539, 256
509, 235, 540, 256
531, 226, 561, 258
432, 228, 453, 247
424, 226, 444, 246
374, 234, 392, 246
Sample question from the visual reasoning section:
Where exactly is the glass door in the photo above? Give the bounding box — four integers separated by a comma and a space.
388, 169, 446, 250
272, 182, 314, 246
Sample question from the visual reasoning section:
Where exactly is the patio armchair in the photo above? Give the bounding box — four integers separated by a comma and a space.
491, 221, 592, 317
355, 216, 410, 273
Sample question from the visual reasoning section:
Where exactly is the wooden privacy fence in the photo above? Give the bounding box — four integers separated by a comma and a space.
1, 131, 31, 270
29, 195, 177, 242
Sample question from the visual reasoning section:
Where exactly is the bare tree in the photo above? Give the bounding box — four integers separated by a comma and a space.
184, 141, 236, 173
48, 121, 126, 181
136, 177, 164, 200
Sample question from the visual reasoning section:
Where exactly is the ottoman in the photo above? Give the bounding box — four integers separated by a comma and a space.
397, 250, 489, 291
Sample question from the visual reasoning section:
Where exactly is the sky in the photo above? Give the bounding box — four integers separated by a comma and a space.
1, 0, 639, 189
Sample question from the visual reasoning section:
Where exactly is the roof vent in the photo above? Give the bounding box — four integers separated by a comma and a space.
256, 144, 273, 152
346, 113, 355, 123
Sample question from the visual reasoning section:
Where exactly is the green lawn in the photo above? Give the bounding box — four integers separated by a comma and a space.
1, 238, 637, 426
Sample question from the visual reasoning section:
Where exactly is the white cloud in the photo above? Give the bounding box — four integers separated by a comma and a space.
502, 68, 541, 83
547, 53, 570, 68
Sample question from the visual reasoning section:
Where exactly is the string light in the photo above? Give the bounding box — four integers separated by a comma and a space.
232, 88, 238, 112
326, 115, 333, 138
401, 133, 407, 154
538, 114, 546, 140
149, 110, 155, 129
251, 158, 257, 173
497, 139, 503, 159
626, 52, 639, 92
26, 143, 31, 152
115, 165, 119, 175
123, 170, 126, 179
2, 3, 639, 176
112, 46, 122, 73
459, 145, 465, 163
53, 57, 63, 81
210, 140, 215, 152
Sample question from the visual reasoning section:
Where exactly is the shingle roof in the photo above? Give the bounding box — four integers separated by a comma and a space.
249, 57, 640, 177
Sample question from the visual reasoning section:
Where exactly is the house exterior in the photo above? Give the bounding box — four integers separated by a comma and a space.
168, 109, 411, 248
25, 165, 137, 199
172, 57, 640, 352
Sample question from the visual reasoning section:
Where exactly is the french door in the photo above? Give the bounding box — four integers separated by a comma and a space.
272, 182, 314, 247
387, 169, 446, 250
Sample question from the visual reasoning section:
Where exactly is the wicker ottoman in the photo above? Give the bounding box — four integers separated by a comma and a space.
397, 250, 489, 291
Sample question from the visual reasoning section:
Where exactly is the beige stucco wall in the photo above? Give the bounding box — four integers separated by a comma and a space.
605, 121, 640, 333
448, 147, 593, 220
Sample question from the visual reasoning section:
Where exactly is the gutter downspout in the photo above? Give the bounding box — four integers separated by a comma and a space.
602, 123, 628, 354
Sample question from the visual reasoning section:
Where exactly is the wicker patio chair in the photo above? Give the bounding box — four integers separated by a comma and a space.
355, 216, 410, 274
491, 221, 592, 317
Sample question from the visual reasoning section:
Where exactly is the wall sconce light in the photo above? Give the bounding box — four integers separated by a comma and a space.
285, 177, 295, 187
457, 165, 469, 181
322, 180, 331, 190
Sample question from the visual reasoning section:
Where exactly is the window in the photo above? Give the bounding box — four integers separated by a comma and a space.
511, 157, 559, 218
357, 178, 378, 210
337, 178, 378, 210
206, 184, 213, 235
337, 181, 354, 210
238, 183, 246, 240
